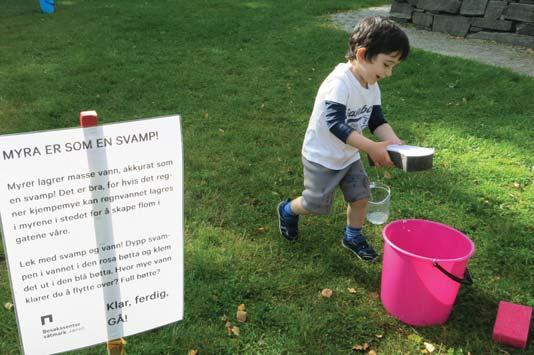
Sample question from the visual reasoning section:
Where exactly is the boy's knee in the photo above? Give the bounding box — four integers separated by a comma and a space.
348, 199, 368, 211
301, 198, 332, 215
349, 199, 368, 207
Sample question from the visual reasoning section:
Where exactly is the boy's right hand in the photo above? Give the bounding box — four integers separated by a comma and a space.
368, 141, 394, 167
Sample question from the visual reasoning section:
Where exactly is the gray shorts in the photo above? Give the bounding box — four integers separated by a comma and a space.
301, 157, 370, 215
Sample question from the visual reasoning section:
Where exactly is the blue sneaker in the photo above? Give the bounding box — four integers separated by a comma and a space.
341, 235, 379, 262
277, 199, 299, 241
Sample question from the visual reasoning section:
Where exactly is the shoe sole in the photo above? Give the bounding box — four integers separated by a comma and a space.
341, 239, 379, 262
277, 202, 298, 242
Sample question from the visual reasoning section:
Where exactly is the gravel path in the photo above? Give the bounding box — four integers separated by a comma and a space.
332, 6, 534, 77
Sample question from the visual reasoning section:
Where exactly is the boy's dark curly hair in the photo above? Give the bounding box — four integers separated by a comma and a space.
346, 16, 410, 62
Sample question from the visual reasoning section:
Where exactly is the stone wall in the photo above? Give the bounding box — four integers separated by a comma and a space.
390, 0, 534, 48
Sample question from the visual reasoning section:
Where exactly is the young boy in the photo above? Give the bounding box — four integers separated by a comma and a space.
277, 16, 410, 262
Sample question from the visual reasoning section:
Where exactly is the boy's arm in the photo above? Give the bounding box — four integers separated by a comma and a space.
325, 101, 394, 167
345, 131, 394, 167
368, 105, 403, 144
372, 123, 403, 144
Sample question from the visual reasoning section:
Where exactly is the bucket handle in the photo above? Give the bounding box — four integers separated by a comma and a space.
432, 261, 473, 285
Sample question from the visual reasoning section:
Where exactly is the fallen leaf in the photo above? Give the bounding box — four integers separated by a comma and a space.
231, 326, 240, 336
321, 288, 333, 298
375, 334, 383, 339
351, 342, 369, 351
236, 310, 247, 322
203, 112, 209, 119
368, 350, 377, 355
237, 304, 246, 312
4, 302, 13, 311
188, 350, 199, 355
421, 350, 428, 354
218, 128, 225, 133
220, 315, 228, 322
383, 171, 393, 179
513, 182, 522, 190
347, 287, 357, 294
225, 322, 234, 335
424, 342, 435, 353
256, 226, 267, 233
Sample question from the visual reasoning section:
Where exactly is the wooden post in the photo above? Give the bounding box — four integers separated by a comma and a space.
106, 338, 127, 355
79, 110, 126, 355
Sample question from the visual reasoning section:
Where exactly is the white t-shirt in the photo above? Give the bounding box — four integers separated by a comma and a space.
302, 62, 381, 170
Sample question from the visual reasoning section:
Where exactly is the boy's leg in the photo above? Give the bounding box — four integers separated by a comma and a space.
290, 197, 310, 215
341, 199, 379, 262
346, 198, 367, 228
277, 197, 308, 242
339, 161, 379, 262
277, 157, 341, 241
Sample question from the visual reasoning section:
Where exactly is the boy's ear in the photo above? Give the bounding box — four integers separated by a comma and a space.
356, 47, 367, 62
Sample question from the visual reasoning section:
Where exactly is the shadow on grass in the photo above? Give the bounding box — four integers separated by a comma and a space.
418, 285, 534, 353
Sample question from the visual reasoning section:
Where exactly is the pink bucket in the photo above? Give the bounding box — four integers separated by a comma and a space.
381, 219, 475, 326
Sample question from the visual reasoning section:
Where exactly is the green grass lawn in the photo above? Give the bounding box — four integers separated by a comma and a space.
1, 0, 533, 353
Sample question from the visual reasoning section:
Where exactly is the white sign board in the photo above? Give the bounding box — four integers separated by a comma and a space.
0, 115, 183, 355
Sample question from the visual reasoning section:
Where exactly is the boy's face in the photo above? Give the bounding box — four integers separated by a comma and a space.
355, 50, 402, 87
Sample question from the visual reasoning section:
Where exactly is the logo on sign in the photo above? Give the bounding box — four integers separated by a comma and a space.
41, 314, 53, 325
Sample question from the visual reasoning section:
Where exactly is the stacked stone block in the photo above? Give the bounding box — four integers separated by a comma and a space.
389, 0, 534, 47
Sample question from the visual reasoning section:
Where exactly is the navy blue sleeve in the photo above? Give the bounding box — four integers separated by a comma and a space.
325, 101, 355, 143
368, 105, 388, 133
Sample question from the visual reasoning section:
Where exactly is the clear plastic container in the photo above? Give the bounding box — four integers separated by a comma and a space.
366, 182, 390, 225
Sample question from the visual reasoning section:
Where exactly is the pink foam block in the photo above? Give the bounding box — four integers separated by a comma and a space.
492, 301, 532, 349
